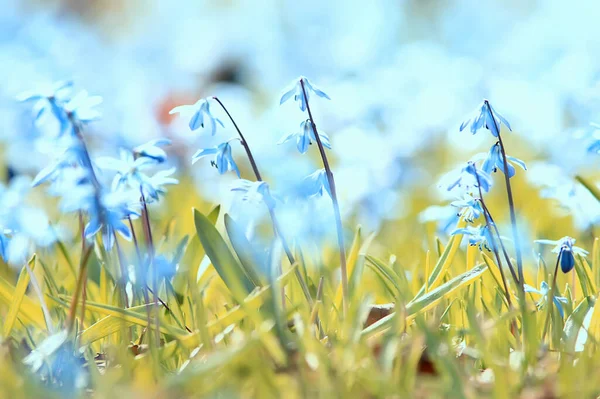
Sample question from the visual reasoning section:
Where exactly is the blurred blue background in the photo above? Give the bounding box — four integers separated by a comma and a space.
3, 0, 600, 255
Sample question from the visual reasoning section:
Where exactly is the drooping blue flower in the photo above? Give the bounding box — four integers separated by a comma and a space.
63, 90, 103, 123
300, 169, 331, 198
0, 177, 57, 266
418, 205, 461, 235
32, 139, 90, 187
535, 236, 588, 273
481, 142, 526, 178
280, 76, 331, 112
447, 162, 493, 193
450, 193, 483, 223
524, 281, 569, 318
133, 138, 172, 163
278, 120, 332, 154
80, 190, 140, 251
96, 148, 156, 188
96, 140, 178, 202
169, 98, 224, 134
192, 141, 240, 177
23, 329, 88, 394
460, 99, 511, 138
451, 224, 496, 251
52, 168, 139, 251
231, 179, 276, 208
143, 168, 179, 202
17, 81, 74, 136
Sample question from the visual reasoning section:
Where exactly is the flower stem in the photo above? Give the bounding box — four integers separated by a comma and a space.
485, 100, 524, 290
474, 169, 513, 309
66, 244, 93, 333
212, 96, 314, 306
24, 260, 55, 334
140, 191, 160, 347
299, 79, 348, 315
542, 250, 562, 342
477, 200, 519, 285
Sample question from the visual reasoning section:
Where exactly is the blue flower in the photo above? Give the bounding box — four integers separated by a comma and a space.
451, 224, 496, 251
32, 139, 90, 187
535, 236, 588, 273
300, 169, 331, 198
280, 76, 330, 112
96, 149, 156, 187
169, 98, 224, 134
96, 140, 177, 202
133, 138, 172, 163
460, 99, 511, 138
143, 168, 179, 202
418, 205, 460, 235
231, 179, 276, 208
63, 90, 103, 124
447, 162, 493, 193
481, 143, 526, 178
53, 168, 139, 251
0, 177, 57, 266
192, 141, 240, 177
278, 120, 332, 154
23, 329, 88, 393
450, 193, 483, 223
18, 81, 74, 136
524, 281, 569, 318
81, 190, 140, 251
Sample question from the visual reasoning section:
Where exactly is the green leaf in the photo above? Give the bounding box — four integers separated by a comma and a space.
563, 295, 596, 353
193, 208, 255, 299
415, 231, 463, 299
79, 304, 151, 345
51, 296, 189, 339
362, 263, 488, 338
0, 275, 45, 329
224, 213, 265, 287
3, 256, 36, 337
365, 255, 402, 297
173, 205, 220, 297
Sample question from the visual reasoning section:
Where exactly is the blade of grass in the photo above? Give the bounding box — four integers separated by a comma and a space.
193, 208, 255, 299
3, 256, 36, 337
362, 263, 487, 338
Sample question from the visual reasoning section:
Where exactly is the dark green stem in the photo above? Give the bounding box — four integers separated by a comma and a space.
299, 78, 348, 314
485, 100, 524, 290
212, 96, 313, 306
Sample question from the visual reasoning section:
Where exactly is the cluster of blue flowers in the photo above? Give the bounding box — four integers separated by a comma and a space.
19, 82, 178, 257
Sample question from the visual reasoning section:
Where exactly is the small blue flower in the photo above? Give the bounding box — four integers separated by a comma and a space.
447, 162, 493, 193
481, 143, 526, 178
278, 120, 332, 154
143, 168, 179, 202
231, 179, 276, 208
460, 99, 511, 138
280, 76, 330, 112
300, 169, 331, 198
18, 81, 74, 136
524, 281, 569, 318
23, 329, 88, 393
96, 149, 155, 189
133, 138, 172, 163
192, 141, 240, 177
81, 190, 140, 251
450, 193, 483, 223
535, 236, 588, 273
169, 98, 224, 135
63, 90, 103, 123
451, 224, 496, 251
418, 205, 461, 235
